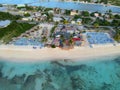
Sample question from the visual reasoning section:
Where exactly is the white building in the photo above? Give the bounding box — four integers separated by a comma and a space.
77, 19, 82, 25
22, 18, 29, 21
22, 17, 32, 21
48, 10, 54, 14
71, 21, 76, 24
17, 4, 25, 8
70, 10, 78, 16
67, 29, 75, 34
94, 13, 99, 17
53, 17, 62, 22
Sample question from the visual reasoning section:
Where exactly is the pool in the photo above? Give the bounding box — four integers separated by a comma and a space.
86, 32, 114, 44
12, 37, 44, 47
0, 7, 7, 12
0, 20, 11, 28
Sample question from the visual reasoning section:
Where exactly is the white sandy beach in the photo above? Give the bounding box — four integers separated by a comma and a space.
0, 45, 120, 62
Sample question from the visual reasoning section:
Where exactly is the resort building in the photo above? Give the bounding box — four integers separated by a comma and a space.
70, 10, 78, 16
77, 19, 82, 25
53, 38, 60, 47
71, 21, 76, 24
94, 13, 99, 17
17, 4, 25, 8
48, 10, 54, 14
53, 17, 62, 22
22, 17, 31, 21
72, 36, 82, 46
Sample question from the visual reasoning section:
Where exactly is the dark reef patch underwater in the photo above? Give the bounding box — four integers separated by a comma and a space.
0, 55, 120, 90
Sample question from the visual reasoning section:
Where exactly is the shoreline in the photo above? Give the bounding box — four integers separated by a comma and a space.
0, 45, 120, 62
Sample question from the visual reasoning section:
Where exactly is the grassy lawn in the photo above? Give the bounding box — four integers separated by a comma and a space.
0, 21, 36, 43
0, 12, 22, 20
108, 0, 120, 6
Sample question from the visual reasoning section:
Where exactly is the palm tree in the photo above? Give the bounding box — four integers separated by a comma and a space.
42, 36, 47, 42
114, 28, 120, 42
93, 23, 99, 28
69, 39, 73, 45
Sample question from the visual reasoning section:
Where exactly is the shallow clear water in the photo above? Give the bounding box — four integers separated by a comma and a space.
0, 0, 120, 13
0, 54, 120, 90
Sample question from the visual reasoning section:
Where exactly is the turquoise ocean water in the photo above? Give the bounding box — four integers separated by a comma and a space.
0, 0, 120, 13
0, 54, 120, 90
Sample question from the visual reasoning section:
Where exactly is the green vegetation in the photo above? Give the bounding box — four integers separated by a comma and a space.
73, 15, 81, 20
76, 0, 120, 6
109, 13, 114, 19
63, 20, 69, 24
65, 10, 71, 15
25, 5, 34, 11
114, 14, 120, 19
100, 0, 108, 4
60, 34, 65, 41
47, 13, 53, 22
17, 4, 34, 11
93, 23, 99, 28
44, 8, 53, 12
0, 21, 36, 43
81, 11, 90, 17
51, 44, 56, 48
36, 6, 43, 11
42, 12, 53, 22
24, 13, 31, 17
92, 14, 120, 27
82, 17, 92, 24
50, 26, 57, 38
108, 0, 120, 6
93, 18, 110, 26
114, 28, 120, 42
41, 36, 48, 42
69, 38, 73, 45
0, 12, 22, 20
60, 16, 65, 23
0, 4, 2, 7
17, 4, 45, 11
99, 0, 120, 6
111, 19, 120, 27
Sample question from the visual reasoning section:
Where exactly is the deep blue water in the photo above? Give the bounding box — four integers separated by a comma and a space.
0, 0, 120, 13
0, 55, 120, 90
